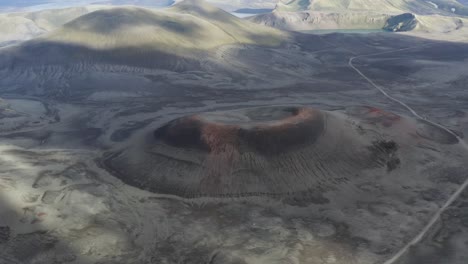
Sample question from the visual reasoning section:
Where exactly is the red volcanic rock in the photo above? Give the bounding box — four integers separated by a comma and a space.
357, 106, 402, 127
151, 107, 325, 184
154, 107, 324, 155
346, 106, 458, 144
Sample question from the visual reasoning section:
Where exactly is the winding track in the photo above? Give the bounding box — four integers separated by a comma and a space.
349, 46, 468, 264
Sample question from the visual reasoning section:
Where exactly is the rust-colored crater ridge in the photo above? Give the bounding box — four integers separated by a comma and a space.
153, 106, 324, 155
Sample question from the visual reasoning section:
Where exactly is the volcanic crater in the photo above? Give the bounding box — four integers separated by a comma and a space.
103, 106, 448, 198
153, 106, 325, 155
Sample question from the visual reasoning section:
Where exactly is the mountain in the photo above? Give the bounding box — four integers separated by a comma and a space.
37, 0, 285, 57
249, 0, 468, 32
0, 0, 280, 47
0, 0, 289, 98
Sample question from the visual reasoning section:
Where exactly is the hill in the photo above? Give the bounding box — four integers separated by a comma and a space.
0, 0, 291, 99
0, 0, 282, 47
41, 0, 285, 54
0, 0, 287, 72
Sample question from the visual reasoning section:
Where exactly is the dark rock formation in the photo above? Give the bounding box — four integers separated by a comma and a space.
384, 13, 418, 32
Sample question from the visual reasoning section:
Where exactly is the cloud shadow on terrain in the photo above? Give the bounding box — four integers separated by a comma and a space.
1, 40, 203, 71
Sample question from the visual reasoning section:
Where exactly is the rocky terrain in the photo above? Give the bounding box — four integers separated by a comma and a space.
1, 0, 468, 264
